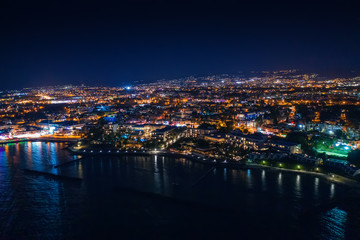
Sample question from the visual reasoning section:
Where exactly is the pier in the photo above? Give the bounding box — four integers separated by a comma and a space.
54, 157, 86, 168
23, 168, 83, 181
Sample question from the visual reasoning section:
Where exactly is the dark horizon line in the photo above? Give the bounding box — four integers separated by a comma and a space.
1, 68, 360, 92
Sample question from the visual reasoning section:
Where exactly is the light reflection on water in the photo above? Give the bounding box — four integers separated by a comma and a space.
0, 142, 358, 239
320, 207, 347, 240
278, 172, 283, 194
314, 177, 320, 200
261, 169, 267, 191
330, 183, 336, 199
295, 174, 301, 198
247, 169, 253, 188
154, 155, 160, 189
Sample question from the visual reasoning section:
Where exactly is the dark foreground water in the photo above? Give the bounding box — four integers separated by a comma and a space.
1, 142, 360, 240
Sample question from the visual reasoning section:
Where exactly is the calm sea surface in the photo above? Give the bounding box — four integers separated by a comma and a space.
1, 142, 360, 239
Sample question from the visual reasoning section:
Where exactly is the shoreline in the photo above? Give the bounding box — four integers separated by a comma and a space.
2, 140, 358, 189
0, 137, 79, 145
68, 147, 360, 189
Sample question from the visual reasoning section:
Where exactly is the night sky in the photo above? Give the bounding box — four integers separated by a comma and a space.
1, 0, 359, 89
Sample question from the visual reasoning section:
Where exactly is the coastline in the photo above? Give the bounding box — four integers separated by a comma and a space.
68, 146, 360, 189
2, 140, 359, 189
0, 137, 79, 145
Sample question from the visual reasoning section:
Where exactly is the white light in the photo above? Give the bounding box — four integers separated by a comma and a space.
49, 126, 56, 134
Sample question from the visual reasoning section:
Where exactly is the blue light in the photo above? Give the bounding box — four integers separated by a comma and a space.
104, 116, 116, 122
